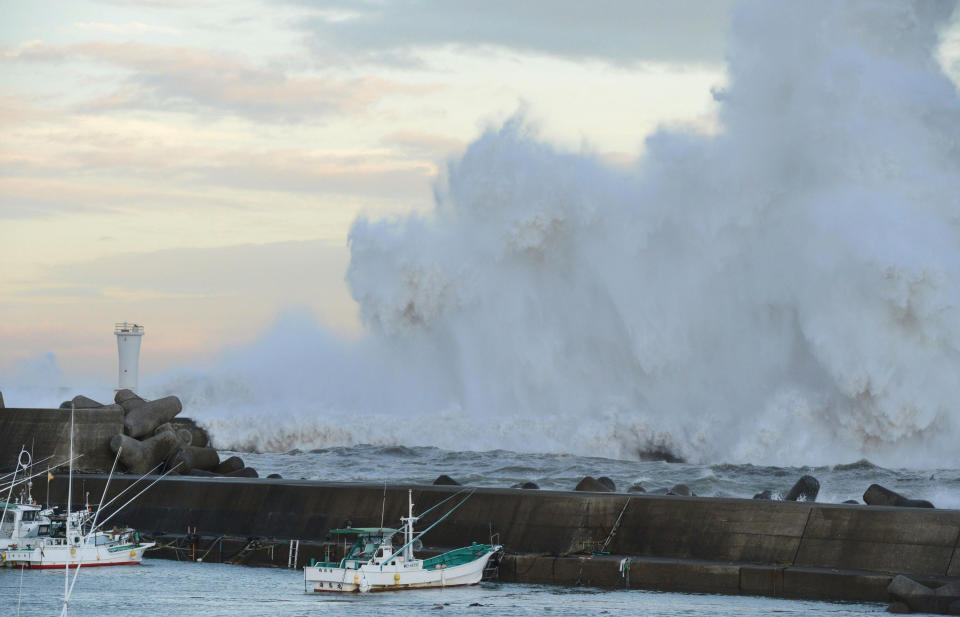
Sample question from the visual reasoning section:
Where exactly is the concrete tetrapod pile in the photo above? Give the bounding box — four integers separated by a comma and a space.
887, 575, 960, 614
58, 390, 260, 478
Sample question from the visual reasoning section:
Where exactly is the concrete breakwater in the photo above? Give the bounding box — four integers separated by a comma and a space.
0, 408, 123, 471
42, 474, 960, 602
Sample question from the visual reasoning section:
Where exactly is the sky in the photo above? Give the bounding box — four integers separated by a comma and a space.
2, 0, 959, 387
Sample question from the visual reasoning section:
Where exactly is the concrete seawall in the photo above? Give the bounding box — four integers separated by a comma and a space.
0, 408, 122, 471
42, 474, 959, 601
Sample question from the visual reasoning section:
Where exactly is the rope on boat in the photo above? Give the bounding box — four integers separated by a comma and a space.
415, 487, 474, 520
387, 489, 477, 565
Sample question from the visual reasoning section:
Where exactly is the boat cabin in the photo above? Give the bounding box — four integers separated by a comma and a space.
328, 527, 402, 569
0, 502, 49, 541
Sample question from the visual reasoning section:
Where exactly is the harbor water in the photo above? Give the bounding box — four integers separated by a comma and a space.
1, 559, 886, 616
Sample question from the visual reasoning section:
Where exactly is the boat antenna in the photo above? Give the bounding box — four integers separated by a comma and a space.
380, 479, 387, 530
0, 454, 83, 496
0, 453, 59, 483
89, 462, 183, 534
61, 402, 75, 617
89, 461, 164, 524
388, 489, 476, 565
28, 435, 35, 503
1, 446, 27, 527
89, 447, 122, 531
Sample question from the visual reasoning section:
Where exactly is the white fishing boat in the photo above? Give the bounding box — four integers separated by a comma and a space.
1, 502, 153, 569
1, 441, 160, 571
303, 489, 502, 593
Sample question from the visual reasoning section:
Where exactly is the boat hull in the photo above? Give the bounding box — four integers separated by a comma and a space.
304, 549, 497, 593
1, 543, 153, 569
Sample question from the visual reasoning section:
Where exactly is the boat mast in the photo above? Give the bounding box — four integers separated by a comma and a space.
401, 489, 418, 562
62, 403, 75, 616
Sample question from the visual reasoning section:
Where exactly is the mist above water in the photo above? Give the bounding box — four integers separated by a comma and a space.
13, 1, 960, 469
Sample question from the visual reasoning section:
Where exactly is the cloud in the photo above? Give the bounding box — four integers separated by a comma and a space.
0, 177, 134, 219
73, 21, 182, 35
289, 0, 734, 66
381, 130, 466, 158
41, 239, 349, 297
3, 40, 427, 121
10, 285, 105, 299
1, 134, 437, 204
0, 94, 64, 129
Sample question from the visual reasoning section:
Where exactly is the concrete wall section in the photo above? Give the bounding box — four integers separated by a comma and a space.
949, 535, 960, 578
794, 506, 960, 576
0, 408, 123, 472
610, 496, 812, 564
41, 475, 960, 581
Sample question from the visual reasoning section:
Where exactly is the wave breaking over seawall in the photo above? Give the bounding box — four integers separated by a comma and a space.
153, 0, 960, 467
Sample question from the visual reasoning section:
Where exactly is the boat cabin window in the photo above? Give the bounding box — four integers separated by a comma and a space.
375, 548, 384, 558
21, 510, 37, 522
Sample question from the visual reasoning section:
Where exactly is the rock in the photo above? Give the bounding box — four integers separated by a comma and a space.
153, 423, 191, 445
784, 475, 820, 502
936, 581, 960, 614
843, 499, 859, 504
936, 580, 960, 598
597, 477, 616, 491
187, 468, 219, 477
864, 484, 934, 508
888, 574, 933, 598
60, 395, 105, 409
216, 456, 245, 475
886, 601, 910, 613
225, 467, 258, 478
171, 417, 210, 448
267, 473, 283, 479
433, 474, 460, 486
510, 481, 539, 489
667, 484, 693, 496
114, 389, 147, 413
0, 391, 4, 408
627, 483, 646, 493
753, 490, 773, 500
123, 396, 183, 438
110, 429, 181, 475
574, 476, 613, 492
167, 446, 220, 474
887, 575, 937, 613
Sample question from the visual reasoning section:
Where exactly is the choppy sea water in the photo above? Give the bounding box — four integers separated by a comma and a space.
1, 560, 886, 616
227, 445, 960, 508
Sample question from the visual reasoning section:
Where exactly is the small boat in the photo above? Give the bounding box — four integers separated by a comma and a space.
1, 443, 156, 570
1, 501, 153, 569
303, 489, 502, 593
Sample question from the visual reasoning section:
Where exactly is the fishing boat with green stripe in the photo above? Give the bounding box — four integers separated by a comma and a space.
303, 489, 502, 593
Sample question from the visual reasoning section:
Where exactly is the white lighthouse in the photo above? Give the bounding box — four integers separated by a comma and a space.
115, 322, 144, 393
